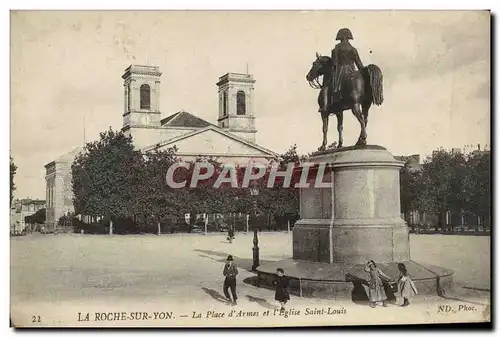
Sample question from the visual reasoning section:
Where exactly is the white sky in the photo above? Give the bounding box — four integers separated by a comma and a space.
10, 10, 490, 199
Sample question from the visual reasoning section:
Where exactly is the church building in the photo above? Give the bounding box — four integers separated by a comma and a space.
121, 65, 275, 163
44, 65, 277, 228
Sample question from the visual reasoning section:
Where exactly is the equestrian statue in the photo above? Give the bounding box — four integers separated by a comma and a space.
306, 28, 384, 151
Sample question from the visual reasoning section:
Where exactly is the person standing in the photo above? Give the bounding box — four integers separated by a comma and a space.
364, 260, 393, 308
223, 255, 238, 305
396, 263, 418, 307
273, 268, 290, 312
227, 223, 235, 243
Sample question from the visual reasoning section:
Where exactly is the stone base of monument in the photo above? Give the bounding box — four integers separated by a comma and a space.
255, 145, 454, 299
255, 259, 454, 299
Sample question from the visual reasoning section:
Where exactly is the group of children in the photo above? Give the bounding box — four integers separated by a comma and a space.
364, 260, 418, 308
223, 255, 417, 309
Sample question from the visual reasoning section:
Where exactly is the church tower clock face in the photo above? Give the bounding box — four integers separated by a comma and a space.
141, 115, 152, 126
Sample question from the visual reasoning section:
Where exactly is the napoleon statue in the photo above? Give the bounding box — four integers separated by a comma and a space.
306, 28, 384, 151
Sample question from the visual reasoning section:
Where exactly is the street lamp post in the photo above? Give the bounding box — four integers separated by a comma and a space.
250, 186, 260, 271
252, 228, 259, 271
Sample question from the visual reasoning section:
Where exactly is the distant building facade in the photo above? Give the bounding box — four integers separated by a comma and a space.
10, 198, 46, 232
44, 147, 84, 228
394, 154, 422, 172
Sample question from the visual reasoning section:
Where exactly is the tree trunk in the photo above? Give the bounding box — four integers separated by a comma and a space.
109, 218, 113, 235
157, 221, 161, 235
189, 210, 196, 233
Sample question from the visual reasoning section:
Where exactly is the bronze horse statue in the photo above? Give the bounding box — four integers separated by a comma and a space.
306, 53, 384, 151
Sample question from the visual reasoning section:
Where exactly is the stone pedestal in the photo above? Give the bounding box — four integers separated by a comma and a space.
293, 145, 409, 264
256, 145, 454, 299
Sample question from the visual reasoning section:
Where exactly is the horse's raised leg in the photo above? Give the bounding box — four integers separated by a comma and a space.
351, 103, 367, 146
336, 111, 344, 148
318, 111, 329, 151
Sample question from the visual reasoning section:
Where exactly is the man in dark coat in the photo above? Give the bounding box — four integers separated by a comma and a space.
331, 28, 365, 105
223, 255, 238, 305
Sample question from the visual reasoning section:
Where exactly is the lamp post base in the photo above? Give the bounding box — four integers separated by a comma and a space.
252, 247, 260, 271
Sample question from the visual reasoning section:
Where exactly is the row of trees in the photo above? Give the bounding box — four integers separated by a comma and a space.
71, 129, 304, 234
400, 148, 491, 229
70, 128, 490, 234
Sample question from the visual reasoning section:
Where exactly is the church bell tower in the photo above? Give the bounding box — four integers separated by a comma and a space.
121, 65, 162, 136
216, 73, 257, 143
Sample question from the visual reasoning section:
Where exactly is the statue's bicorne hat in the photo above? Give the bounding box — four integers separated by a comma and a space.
336, 28, 353, 40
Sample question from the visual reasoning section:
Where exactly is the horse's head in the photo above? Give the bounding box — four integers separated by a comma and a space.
306, 52, 331, 83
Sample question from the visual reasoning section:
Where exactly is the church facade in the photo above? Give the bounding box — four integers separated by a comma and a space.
121, 65, 275, 163
44, 65, 277, 228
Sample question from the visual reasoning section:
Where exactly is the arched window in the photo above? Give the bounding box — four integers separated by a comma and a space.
140, 84, 151, 110
127, 85, 131, 111
223, 91, 228, 116
236, 91, 246, 115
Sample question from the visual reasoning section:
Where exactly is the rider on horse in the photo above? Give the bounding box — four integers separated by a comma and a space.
331, 28, 364, 106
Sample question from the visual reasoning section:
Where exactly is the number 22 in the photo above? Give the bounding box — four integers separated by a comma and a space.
31, 316, 41, 323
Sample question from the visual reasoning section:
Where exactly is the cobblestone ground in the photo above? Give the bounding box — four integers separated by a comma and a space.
10, 232, 491, 327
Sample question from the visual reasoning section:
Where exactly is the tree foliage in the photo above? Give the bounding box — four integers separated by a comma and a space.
400, 148, 491, 227
71, 128, 140, 218
25, 208, 46, 224
71, 139, 305, 232
71, 128, 491, 234
463, 150, 491, 218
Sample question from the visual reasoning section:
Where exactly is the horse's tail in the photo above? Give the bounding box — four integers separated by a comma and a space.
366, 64, 384, 106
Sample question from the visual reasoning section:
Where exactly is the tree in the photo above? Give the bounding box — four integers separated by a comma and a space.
139, 146, 179, 232
71, 128, 140, 234
10, 157, 17, 207
463, 151, 491, 228
25, 208, 46, 224
417, 149, 467, 230
400, 163, 422, 222
257, 144, 305, 228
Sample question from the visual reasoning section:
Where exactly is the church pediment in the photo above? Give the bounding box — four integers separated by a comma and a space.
145, 126, 276, 158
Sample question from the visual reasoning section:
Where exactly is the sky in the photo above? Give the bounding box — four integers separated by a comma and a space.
10, 10, 490, 200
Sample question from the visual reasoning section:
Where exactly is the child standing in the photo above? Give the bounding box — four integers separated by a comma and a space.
364, 260, 392, 308
396, 263, 418, 307
274, 268, 290, 312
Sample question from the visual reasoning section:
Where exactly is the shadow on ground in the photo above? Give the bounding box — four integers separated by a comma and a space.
195, 249, 275, 271
346, 273, 397, 306
245, 295, 280, 310
201, 287, 231, 305
439, 286, 491, 306
242, 276, 274, 290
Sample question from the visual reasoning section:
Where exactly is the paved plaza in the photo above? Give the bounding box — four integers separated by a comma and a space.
10, 232, 490, 327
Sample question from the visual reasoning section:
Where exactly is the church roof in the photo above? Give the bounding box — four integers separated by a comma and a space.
143, 124, 277, 158
161, 111, 214, 128
44, 147, 85, 168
